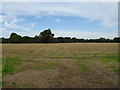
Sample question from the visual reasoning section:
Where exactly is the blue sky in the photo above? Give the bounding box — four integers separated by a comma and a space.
0, 2, 118, 39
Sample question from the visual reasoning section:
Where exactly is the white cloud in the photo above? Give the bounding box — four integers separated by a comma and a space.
3, 20, 32, 31
4, 21, 19, 28
0, 27, 14, 38
2, 14, 24, 28
56, 18, 61, 23
53, 30, 118, 39
2, 2, 117, 27
31, 23, 36, 28
1, 27, 39, 38
0, 15, 5, 23
1, 14, 33, 31
22, 28, 31, 31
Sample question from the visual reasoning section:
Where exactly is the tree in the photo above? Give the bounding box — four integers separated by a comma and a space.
39, 28, 54, 43
98, 37, 106, 42
113, 37, 120, 43
72, 37, 78, 42
22, 36, 34, 43
9, 33, 22, 43
34, 35, 41, 43
2, 37, 9, 43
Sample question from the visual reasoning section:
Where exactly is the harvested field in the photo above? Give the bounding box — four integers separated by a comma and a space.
2, 43, 119, 88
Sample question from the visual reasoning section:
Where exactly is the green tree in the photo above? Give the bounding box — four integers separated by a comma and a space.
39, 29, 54, 43
9, 33, 22, 43
34, 35, 41, 43
98, 37, 106, 42
114, 37, 120, 42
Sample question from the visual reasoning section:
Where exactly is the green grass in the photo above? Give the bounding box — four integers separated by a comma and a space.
99, 54, 119, 64
0, 57, 2, 78
2, 57, 22, 76
2, 60, 21, 75
11, 82, 17, 87
3, 57, 22, 61
76, 58, 88, 63
105, 54, 119, 62
3, 63, 14, 75
108, 64, 117, 69
117, 68, 120, 74
47, 78, 54, 83
24, 84, 33, 88
95, 77, 105, 84
100, 59, 111, 64
107, 64, 120, 73
78, 65, 89, 71
75, 58, 89, 71
78, 53, 108, 55
0, 81, 2, 88
2, 56, 59, 76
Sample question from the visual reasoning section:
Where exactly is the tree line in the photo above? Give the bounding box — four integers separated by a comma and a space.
1, 28, 120, 43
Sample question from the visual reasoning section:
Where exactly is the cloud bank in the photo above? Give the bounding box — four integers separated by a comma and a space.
2, 2, 117, 27
1, 2, 118, 38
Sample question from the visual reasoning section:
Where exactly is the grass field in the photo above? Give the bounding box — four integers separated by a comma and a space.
2, 43, 119, 88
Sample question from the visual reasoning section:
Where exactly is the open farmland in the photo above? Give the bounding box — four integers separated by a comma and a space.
2, 43, 119, 88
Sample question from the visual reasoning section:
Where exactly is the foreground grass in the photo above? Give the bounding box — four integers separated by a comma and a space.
2, 57, 59, 76
2, 43, 119, 88
2, 57, 21, 76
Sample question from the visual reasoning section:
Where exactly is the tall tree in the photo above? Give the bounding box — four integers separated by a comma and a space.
9, 33, 22, 43
39, 28, 54, 43
114, 37, 120, 43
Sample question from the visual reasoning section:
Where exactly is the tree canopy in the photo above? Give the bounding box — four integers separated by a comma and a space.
39, 28, 54, 43
1, 28, 120, 43
9, 33, 22, 43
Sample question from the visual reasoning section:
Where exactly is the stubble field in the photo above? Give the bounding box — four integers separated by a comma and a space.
2, 43, 119, 88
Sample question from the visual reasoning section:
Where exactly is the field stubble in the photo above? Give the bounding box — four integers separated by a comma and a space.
2, 43, 119, 88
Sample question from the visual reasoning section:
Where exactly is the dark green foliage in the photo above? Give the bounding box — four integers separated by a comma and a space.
22, 36, 34, 43
1, 29, 120, 43
113, 37, 120, 43
9, 33, 22, 43
98, 37, 106, 42
1, 37, 8, 43
39, 28, 54, 43
34, 35, 41, 43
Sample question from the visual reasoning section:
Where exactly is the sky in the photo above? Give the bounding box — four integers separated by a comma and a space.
0, 2, 118, 39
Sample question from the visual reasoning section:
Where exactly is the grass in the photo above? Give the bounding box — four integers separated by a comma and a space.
32, 61, 59, 70
95, 77, 105, 84
99, 54, 118, 64
47, 78, 54, 83
2, 57, 59, 76
2, 57, 22, 76
11, 82, 17, 87
73, 77, 87, 83
75, 58, 89, 71
117, 68, 120, 74
2, 43, 119, 88
4, 57, 22, 61
78, 65, 89, 71
0, 57, 2, 81
77, 53, 110, 56
24, 84, 33, 88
